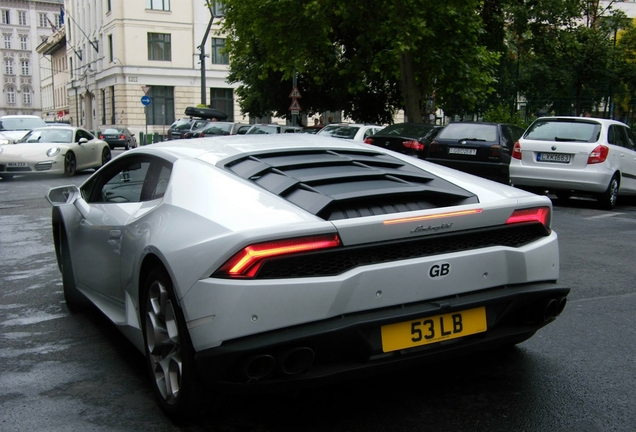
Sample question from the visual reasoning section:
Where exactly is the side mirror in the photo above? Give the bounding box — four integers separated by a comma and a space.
78, 137, 88, 145
46, 185, 89, 218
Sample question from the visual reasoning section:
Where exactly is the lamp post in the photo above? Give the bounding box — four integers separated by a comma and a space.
199, 7, 215, 106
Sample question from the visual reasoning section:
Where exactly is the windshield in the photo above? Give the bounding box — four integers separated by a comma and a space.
103, 128, 123, 135
0, 117, 47, 131
437, 123, 498, 141
171, 120, 193, 130
202, 123, 232, 134
379, 124, 433, 137
524, 119, 601, 143
247, 125, 279, 134
317, 125, 360, 139
20, 128, 73, 143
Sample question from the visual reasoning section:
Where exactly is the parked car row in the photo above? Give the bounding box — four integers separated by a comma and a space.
363, 117, 636, 210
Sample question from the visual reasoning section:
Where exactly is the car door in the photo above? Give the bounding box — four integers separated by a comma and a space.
615, 125, 636, 193
69, 156, 168, 302
73, 128, 100, 169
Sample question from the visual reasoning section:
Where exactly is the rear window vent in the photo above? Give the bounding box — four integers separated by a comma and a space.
221, 149, 478, 220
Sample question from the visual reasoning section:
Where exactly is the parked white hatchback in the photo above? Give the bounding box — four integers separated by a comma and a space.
510, 116, 636, 209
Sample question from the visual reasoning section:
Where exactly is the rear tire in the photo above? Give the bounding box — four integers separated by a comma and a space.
142, 267, 202, 421
598, 175, 619, 210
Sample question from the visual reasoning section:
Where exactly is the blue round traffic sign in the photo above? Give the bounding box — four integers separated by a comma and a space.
141, 95, 151, 106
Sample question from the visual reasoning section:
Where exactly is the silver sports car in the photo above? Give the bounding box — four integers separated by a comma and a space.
46, 134, 569, 419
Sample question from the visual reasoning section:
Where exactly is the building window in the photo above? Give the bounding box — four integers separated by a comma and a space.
20, 37, 27, 50
108, 34, 113, 62
39, 13, 48, 28
145, 86, 175, 125
4, 36, 10, 49
146, 0, 170, 11
6, 88, 15, 104
147, 33, 171, 61
55, 14, 61, 28
210, 88, 234, 121
210, 1, 225, 16
5, 60, 13, 75
23, 90, 31, 105
18, 11, 26, 26
2, 10, 10, 25
211, 38, 229, 64
69, 57, 73, 78
107, 0, 112, 13
21, 61, 29, 75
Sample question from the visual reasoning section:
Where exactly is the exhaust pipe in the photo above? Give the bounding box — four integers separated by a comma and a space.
541, 298, 558, 322
525, 298, 560, 325
279, 347, 315, 375
556, 297, 567, 316
241, 354, 276, 380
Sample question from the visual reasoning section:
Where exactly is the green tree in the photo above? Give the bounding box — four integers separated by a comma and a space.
507, 0, 631, 116
220, 0, 498, 123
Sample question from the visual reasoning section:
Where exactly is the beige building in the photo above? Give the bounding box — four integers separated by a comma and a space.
0, 0, 62, 117
36, 25, 68, 122
60, 0, 246, 137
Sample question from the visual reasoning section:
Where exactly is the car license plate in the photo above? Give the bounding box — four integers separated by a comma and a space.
7, 162, 27, 167
537, 152, 571, 163
380, 307, 487, 352
449, 147, 477, 155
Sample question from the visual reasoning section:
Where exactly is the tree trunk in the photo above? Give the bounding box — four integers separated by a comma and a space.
399, 51, 422, 123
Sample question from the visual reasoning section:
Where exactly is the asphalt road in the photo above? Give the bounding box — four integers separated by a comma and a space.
1, 166, 635, 432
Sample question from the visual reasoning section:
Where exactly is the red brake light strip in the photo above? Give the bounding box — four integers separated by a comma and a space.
220, 234, 341, 278
505, 207, 550, 227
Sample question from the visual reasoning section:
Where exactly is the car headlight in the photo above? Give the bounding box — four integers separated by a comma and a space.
47, 147, 60, 157
0, 139, 11, 145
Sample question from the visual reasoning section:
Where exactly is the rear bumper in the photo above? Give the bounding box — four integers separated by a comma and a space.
509, 164, 611, 193
194, 281, 569, 390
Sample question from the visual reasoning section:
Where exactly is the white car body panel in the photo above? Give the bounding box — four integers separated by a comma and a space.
48, 133, 569, 390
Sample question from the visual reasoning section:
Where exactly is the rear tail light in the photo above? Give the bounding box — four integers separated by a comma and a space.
120, 135, 126, 140
489, 145, 502, 158
587, 145, 609, 164
216, 234, 341, 278
99, 134, 104, 139
199, 132, 205, 137
512, 141, 522, 160
402, 140, 424, 151
506, 207, 551, 230
428, 141, 440, 156
363, 137, 374, 144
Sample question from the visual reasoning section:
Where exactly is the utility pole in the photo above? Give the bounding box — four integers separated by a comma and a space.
199, 7, 215, 106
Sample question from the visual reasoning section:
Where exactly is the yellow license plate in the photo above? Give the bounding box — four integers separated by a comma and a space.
380, 307, 487, 353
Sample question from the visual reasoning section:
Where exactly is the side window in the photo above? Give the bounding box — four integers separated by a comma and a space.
608, 125, 623, 147
150, 165, 172, 199
99, 161, 151, 203
624, 127, 636, 150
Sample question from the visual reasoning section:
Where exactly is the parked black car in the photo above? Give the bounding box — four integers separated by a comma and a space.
167, 106, 229, 140
426, 122, 526, 184
167, 118, 210, 140
363, 123, 438, 158
99, 127, 138, 150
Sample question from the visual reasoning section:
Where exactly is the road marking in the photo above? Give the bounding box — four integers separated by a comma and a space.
585, 213, 624, 220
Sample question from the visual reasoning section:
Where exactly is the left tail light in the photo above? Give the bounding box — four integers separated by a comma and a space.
402, 140, 424, 151
215, 234, 341, 278
364, 137, 374, 144
120, 135, 126, 140
99, 134, 104, 139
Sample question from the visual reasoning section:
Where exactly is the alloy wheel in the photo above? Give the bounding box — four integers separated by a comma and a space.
145, 280, 182, 405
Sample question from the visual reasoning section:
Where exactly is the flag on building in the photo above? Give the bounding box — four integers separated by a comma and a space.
60, 6, 64, 25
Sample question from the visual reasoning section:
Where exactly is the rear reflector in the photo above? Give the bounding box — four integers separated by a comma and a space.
506, 207, 550, 228
217, 234, 341, 278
